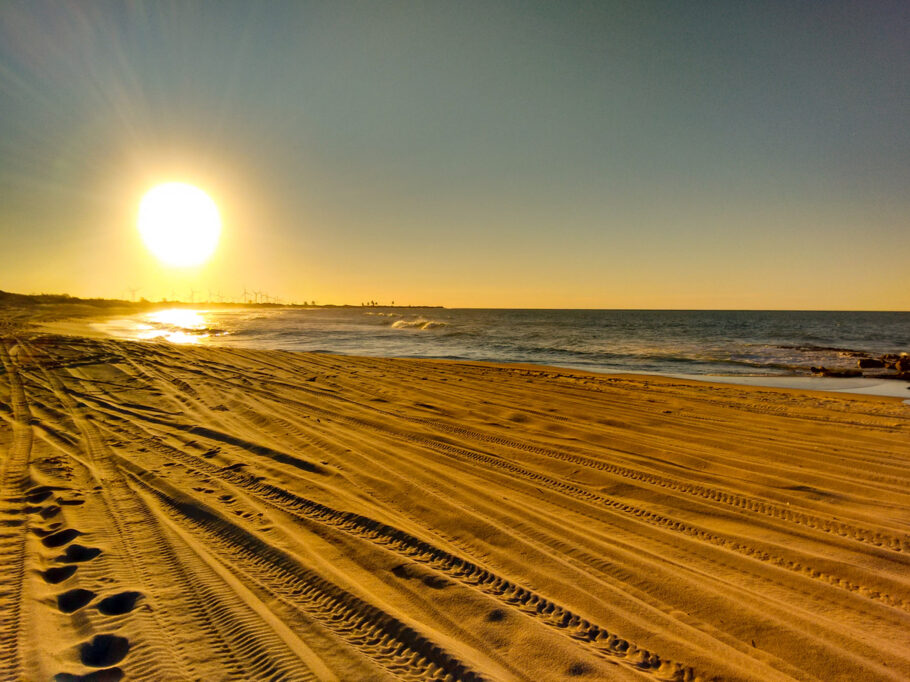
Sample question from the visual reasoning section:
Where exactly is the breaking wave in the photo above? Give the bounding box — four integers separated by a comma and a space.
391, 318, 448, 330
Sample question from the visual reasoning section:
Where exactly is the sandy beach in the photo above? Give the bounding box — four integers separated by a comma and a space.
1, 332, 909, 680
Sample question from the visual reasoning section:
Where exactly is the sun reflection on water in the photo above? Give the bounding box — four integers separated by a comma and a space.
138, 308, 212, 344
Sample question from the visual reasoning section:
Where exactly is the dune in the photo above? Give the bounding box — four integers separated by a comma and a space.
0, 332, 908, 680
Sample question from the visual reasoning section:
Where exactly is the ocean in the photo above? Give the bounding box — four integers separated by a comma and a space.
97, 307, 910, 397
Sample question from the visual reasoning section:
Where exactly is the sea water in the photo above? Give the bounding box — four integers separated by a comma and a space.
96, 308, 910, 397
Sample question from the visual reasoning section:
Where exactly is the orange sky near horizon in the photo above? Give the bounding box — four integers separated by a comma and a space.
2, 164, 907, 310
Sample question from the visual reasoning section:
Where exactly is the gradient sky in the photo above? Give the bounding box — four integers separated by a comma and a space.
1, 1, 908, 309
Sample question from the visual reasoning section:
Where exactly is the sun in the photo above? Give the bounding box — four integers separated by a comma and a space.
138, 182, 221, 267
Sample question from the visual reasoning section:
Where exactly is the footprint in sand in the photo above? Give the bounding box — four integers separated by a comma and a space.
57, 588, 96, 614
486, 608, 506, 622
38, 505, 62, 519
79, 634, 130, 667
567, 662, 591, 676
56, 544, 102, 563
97, 592, 142, 616
26, 488, 55, 504
41, 528, 82, 548
43, 565, 79, 584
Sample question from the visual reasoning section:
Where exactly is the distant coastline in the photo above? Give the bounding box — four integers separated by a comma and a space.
0, 290, 443, 310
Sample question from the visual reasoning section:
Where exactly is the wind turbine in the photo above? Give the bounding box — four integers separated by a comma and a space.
127, 287, 140, 302
188, 288, 197, 303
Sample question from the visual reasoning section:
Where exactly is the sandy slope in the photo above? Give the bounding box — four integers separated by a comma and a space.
0, 334, 908, 681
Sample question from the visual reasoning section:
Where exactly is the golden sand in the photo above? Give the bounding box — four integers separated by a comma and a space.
1, 333, 908, 680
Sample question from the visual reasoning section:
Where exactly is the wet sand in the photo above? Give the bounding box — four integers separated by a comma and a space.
1, 333, 909, 680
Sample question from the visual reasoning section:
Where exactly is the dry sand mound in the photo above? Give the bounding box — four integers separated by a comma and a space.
1, 334, 908, 680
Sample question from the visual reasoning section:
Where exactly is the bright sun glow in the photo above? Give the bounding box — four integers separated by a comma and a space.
138, 182, 221, 267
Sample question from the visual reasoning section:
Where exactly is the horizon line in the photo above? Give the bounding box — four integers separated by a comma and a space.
1, 290, 908, 314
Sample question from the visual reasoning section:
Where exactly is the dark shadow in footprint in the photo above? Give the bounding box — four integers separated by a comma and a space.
55, 667, 123, 682
57, 498, 86, 506
57, 545, 101, 563
79, 635, 130, 668
80, 635, 129, 667
421, 575, 449, 589
27, 490, 53, 504
43, 565, 78, 584
97, 592, 141, 616
41, 505, 62, 519
43, 529, 82, 548
57, 588, 96, 614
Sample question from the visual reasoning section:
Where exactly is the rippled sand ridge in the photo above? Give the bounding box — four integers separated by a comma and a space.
1, 334, 908, 680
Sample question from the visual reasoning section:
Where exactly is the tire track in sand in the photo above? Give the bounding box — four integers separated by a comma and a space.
0, 340, 34, 677
20, 339, 329, 681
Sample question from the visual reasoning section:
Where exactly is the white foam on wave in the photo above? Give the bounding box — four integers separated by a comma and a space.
391, 318, 447, 330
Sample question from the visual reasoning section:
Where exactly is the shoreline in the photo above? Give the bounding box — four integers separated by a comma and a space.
36, 311, 910, 402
